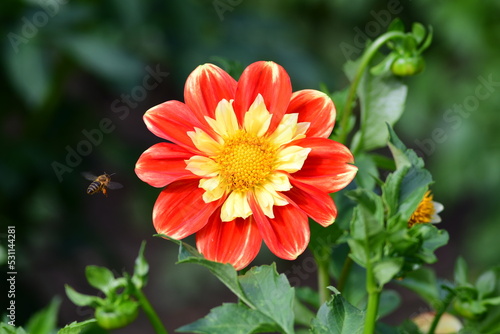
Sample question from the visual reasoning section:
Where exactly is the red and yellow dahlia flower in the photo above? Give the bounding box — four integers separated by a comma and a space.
135, 61, 357, 270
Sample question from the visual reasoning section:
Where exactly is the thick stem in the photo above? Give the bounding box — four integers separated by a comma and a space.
337, 31, 407, 145
135, 288, 168, 334
363, 262, 380, 334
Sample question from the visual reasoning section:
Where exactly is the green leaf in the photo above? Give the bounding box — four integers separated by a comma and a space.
293, 296, 316, 326
159, 235, 252, 307
397, 267, 441, 307
454, 257, 469, 286
57, 319, 98, 334
26, 297, 61, 334
387, 18, 405, 33
353, 153, 379, 190
378, 289, 401, 318
410, 224, 449, 263
344, 59, 408, 151
0, 323, 27, 334
346, 189, 385, 266
476, 270, 497, 299
418, 26, 433, 53
85, 266, 116, 295
387, 125, 424, 169
310, 292, 365, 334
239, 264, 295, 334
65, 285, 103, 307
4, 42, 52, 109
132, 241, 149, 289
412, 23, 427, 45
373, 258, 404, 286
177, 303, 277, 334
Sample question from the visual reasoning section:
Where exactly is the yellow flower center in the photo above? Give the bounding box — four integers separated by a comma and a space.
215, 130, 276, 192
408, 191, 435, 227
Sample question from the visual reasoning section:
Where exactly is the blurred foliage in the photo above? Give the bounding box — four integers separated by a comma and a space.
1, 0, 499, 330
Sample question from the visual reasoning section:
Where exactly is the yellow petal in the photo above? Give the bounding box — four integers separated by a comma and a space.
200, 177, 226, 203
268, 113, 309, 146
221, 191, 252, 221
267, 172, 292, 192
185, 156, 219, 177
275, 146, 311, 173
253, 186, 288, 219
205, 99, 240, 138
243, 94, 272, 137
187, 128, 222, 155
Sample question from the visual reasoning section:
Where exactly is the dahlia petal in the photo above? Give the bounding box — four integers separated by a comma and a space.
135, 142, 197, 187
267, 172, 292, 192
184, 64, 237, 122
287, 89, 336, 138
153, 180, 224, 239
275, 146, 312, 173
196, 212, 262, 270
249, 194, 309, 260
201, 177, 226, 203
205, 99, 240, 138
187, 128, 222, 155
185, 155, 219, 177
234, 61, 292, 131
288, 138, 357, 193
144, 101, 206, 153
284, 177, 338, 227
253, 186, 288, 219
243, 94, 272, 137
221, 191, 252, 222
268, 113, 308, 146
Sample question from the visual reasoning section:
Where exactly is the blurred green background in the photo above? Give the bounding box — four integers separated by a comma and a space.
1, 0, 499, 331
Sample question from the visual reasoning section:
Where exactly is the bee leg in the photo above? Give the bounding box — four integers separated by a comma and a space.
102, 188, 108, 197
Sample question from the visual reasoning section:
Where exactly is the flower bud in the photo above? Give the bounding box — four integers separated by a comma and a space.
95, 301, 139, 330
391, 55, 425, 76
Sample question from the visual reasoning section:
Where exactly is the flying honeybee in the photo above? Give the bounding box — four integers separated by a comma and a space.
83, 172, 123, 196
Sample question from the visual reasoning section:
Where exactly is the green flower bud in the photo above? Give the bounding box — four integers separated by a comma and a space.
391, 55, 425, 76
95, 301, 139, 330
453, 299, 485, 321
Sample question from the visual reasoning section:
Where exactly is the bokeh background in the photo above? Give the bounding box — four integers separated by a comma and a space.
1, 0, 499, 332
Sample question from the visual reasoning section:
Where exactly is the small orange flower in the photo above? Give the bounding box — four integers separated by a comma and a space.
135, 61, 357, 269
408, 191, 444, 227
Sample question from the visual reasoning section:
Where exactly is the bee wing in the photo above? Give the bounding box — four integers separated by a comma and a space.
106, 181, 123, 190
82, 172, 97, 181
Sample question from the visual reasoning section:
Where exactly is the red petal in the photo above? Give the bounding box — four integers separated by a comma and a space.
233, 61, 292, 131
184, 64, 237, 122
287, 137, 357, 193
287, 89, 336, 138
135, 142, 198, 188
196, 211, 262, 270
153, 180, 224, 239
283, 178, 337, 227
249, 194, 309, 260
144, 101, 207, 153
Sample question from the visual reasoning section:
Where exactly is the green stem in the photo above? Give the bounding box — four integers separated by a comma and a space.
316, 255, 331, 305
135, 288, 168, 334
337, 31, 407, 145
363, 262, 380, 334
337, 255, 353, 293
427, 291, 455, 334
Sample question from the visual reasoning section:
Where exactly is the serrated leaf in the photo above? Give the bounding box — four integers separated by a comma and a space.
0, 323, 27, 334
410, 224, 449, 263
177, 303, 277, 334
57, 319, 97, 334
476, 271, 497, 299
159, 235, 252, 307
310, 293, 365, 334
85, 266, 116, 295
65, 285, 103, 307
239, 264, 295, 334
132, 241, 149, 289
26, 297, 60, 334
373, 258, 404, 286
